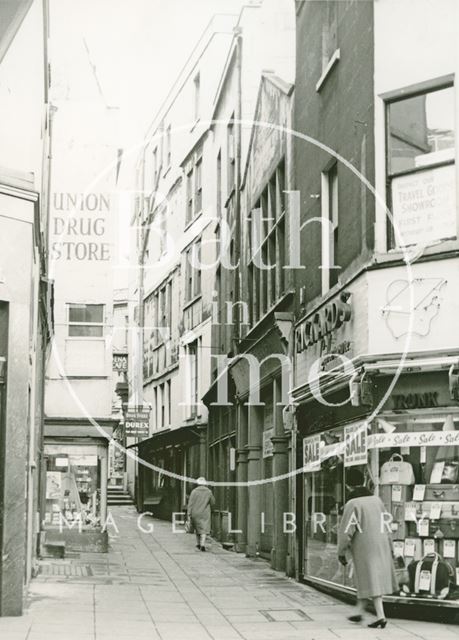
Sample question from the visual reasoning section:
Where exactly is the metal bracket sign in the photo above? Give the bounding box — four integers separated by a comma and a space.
124, 405, 150, 437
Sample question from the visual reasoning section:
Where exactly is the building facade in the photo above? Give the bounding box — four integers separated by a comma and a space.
44, 103, 122, 553
131, 15, 238, 518
0, 0, 52, 616
293, 0, 459, 614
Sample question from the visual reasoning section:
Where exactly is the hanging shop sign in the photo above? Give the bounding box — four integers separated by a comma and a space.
262, 428, 274, 458
112, 353, 128, 372
124, 406, 150, 437
303, 434, 321, 472
344, 423, 368, 467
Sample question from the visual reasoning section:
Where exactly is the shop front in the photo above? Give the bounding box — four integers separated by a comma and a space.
42, 420, 113, 554
136, 424, 204, 521
293, 264, 459, 619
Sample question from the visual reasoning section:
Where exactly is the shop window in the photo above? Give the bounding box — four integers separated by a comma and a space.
68, 303, 104, 337
44, 444, 105, 530
303, 415, 459, 602
386, 81, 456, 249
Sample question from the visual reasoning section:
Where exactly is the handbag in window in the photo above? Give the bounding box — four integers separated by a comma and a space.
380, 453, 415, 486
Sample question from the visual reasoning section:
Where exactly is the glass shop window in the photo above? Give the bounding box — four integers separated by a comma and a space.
44, 446, 102, 529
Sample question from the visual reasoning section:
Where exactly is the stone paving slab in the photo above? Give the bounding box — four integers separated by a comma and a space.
0, 506, 456, 639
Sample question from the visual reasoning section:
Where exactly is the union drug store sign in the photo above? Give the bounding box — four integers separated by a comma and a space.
50, 192, 111, 261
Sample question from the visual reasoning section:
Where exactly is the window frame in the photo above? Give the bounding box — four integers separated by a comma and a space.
67, 303, 104, 338
384, 75, 456, 250
320, 162, 339, 295
247, 160, 287, 326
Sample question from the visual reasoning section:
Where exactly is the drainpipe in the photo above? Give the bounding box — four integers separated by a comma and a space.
234, 28, 243, 350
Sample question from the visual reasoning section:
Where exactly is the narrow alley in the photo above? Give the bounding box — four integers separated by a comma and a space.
0, 507, 456, 640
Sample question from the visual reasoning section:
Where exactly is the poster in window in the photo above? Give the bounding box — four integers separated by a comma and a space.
344, 423, 368, 468
46, 472, 62, 499
303, 435, 321, 472
391, 164, 456, 248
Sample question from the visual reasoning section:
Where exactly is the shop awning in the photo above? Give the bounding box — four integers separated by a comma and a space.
292, 350, 459, 405
127, 423, 202, 452
44, 417, 117, 441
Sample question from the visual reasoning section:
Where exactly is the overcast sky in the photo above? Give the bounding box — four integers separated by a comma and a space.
50, 0, 245, 146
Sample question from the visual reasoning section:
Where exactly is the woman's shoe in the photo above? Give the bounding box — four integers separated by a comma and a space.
201, 546, 206, 552
368, 619, 387, 628
196, 545, 201, 550
348, 614, 362, 623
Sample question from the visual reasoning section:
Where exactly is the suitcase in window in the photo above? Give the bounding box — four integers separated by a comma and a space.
424, 484, 459, 501
408, 552, 454, 598
419, 501, 459, 520
407, 519, 459, 539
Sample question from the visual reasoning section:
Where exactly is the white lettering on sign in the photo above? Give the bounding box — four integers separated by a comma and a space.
296, 295, 351, 353
344, 423, 368, 467
303, 435, 321, 473
391, 164, 456, 248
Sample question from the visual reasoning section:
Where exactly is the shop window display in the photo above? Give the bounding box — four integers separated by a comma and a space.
303, 415, 459, 602
44, 446, 102, 529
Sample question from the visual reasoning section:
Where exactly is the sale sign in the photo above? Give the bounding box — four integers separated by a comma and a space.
303, 435, 321, 473
344, 423, 368, 467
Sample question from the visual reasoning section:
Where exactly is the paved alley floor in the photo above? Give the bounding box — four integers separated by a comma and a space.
0, 506, 458, 640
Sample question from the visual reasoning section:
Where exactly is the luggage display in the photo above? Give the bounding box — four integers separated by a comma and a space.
380, 454, 415, 486
403, 537, 423, 561
379, 484, 413, 512
424, 484, 459, 501
408, 552, 455, 598
407, 519, 459, 539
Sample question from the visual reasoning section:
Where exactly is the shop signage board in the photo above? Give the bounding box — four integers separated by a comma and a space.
391, 164, 456, 249
368, 430, 459, 449
112, 353, 128, 372
262, 428, 274, 458
344, 423, 368, 467
303, 434, 321, 472
125, 406, 150, 437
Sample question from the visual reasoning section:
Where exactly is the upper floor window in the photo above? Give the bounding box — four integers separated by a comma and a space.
322, 0, 338, 72
227, 117, 236, 192
185, 239, 202, 302
165, 124, 172, 167
216, 150, 222, 218
152, 146, 158, 187
193, 72, 200, 121
247, 161, 287, 325
184, 145, 203, 224
68, 304, 104, 337
321, 163, 339, 294
387, 80, 456, 249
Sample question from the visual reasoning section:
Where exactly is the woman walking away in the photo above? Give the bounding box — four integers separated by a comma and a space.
187, 477, 215, 551
337, 468, 397, 628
